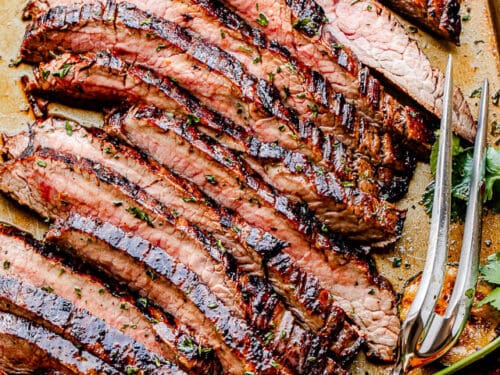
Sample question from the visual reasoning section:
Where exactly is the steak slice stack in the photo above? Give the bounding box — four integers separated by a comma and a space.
26, 52, 406, 245
0, 223, 217, 374
0, 148, 350, 374
105, 105, 401, 360
218, 0, 474, 141
3, 118, 353, 346
22, 0, 433, 159
0, 311, 118, 375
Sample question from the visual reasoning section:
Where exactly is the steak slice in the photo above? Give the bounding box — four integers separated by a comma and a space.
0, 223, 217, 374
109, 105, 404, 245
26, 51, 414, 203
0, 149, 338, 374
105, 106, 401, 361
48, 214, 349, 375
379, 0, 462, 43
20, 2, 418, 181
2, 118, 355, 349
26, 54, 406, 242
0, 311, 118, 375
219, 0, 474, 142
22, 0, 432, 160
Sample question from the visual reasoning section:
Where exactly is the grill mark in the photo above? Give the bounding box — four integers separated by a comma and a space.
26, 51, 413, 201
193, 0, 434, 154
2, 119, 358, 352
0, 224, 218, 374
104, 106, 402, 361
379, 0, 461, 44
0, 149, 334, 374
0, 276, 178, 374
27, 52, 406, 240
0, 312, 119, 374
19, 1, 420, 175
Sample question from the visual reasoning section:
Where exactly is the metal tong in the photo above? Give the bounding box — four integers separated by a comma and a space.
392, 55, 490, 374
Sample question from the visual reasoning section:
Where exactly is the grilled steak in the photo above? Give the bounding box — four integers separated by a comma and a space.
110, 105, 404, 245
26, 51, 415, 203
379, 0, 462, 43
0, 148, 344, 374
105, 106, 401, 361
3, 118, 355, 348
48, 214, 345, 375
22, 0, 432, 161
0, 223, 216, 374
0, 311, 118, 375
288, 0, 474, 141
26, 53, 406, 242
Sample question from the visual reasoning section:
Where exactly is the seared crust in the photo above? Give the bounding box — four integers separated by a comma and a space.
380, 0, 462, 44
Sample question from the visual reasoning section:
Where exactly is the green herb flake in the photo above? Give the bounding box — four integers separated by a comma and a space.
183, 196, 198, 203
154, 356, 162, 367
74, 287, 82, 298
52, 63, 73, 78
342, 181, 355, 188
125, 367, 139, 375
256, 13, 269, 26
368, 288, 375, 295
112, 201, 122, 206
207, 302, 218, 309
140, 17, 153, 26
120, 303, 129, 310
271, 361, 280, 369
41, 286, 54, 293
470, 87, 482, 98
292, 17, 312, 30
492, 90, 500, 106
391, 257, 402, 268
178, 337, 195, 353
8, 57, 22, 67
36, 160, 47, 168
462, 14, 471, 21
3, 261, 10, 270
252, 56, 262, 64
98, 288, 105, 295
65, 120, 73, 136
220, 30, 226, 39
216, 239, 225, 251
126, 206, 154, 227
205, 174, 217, 185
146, 269, 157, 280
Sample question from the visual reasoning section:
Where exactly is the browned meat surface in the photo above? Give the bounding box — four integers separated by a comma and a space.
25, 53, 406, 243
220, 0, 474, 142
19, 0, 420, 192
25, 51, 415, 202
0, 312, 118, 375
109, 105, 404, 245
0, 148, 346, 374
105, 106, 401, 361
22, 0, 433, 160
48, 214, 346, 375
2, 118, 358, 352
379, 0, 462, 43
0, 223, 215, 374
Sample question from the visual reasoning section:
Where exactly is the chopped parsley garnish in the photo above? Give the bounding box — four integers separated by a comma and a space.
8, 57, 22, 68
65, 120, 73, 136
52, 63, 73, 78
41, 286, 54, 293
256, 13, 269, 26
2, 261, 9, 270
178, 337, 195, 353
205, 175, 217, 185
36, 160, 47, 168
126, 206, 154, 227
74, 287, 82, 298
207, 302, 218, 309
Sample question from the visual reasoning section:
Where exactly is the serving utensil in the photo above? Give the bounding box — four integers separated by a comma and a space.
392, 55, 490, 374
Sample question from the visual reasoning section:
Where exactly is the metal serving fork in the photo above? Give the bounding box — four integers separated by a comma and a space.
392, 55, 490, 374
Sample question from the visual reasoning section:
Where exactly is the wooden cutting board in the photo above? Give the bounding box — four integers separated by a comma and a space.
0, 0, 498, 373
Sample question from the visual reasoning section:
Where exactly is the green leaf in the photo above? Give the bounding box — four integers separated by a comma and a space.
479, 253, 500, 285
476, 287, 500, 310
485, 147, 500, 203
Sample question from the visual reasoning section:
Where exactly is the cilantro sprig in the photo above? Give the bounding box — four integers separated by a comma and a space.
420, 134, 500, 221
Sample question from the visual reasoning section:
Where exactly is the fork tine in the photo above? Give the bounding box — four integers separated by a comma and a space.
419, 78, 489, 355
392, 54, 454, 374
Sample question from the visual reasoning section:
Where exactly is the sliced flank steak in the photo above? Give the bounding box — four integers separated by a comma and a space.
0, 223, 217, 374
